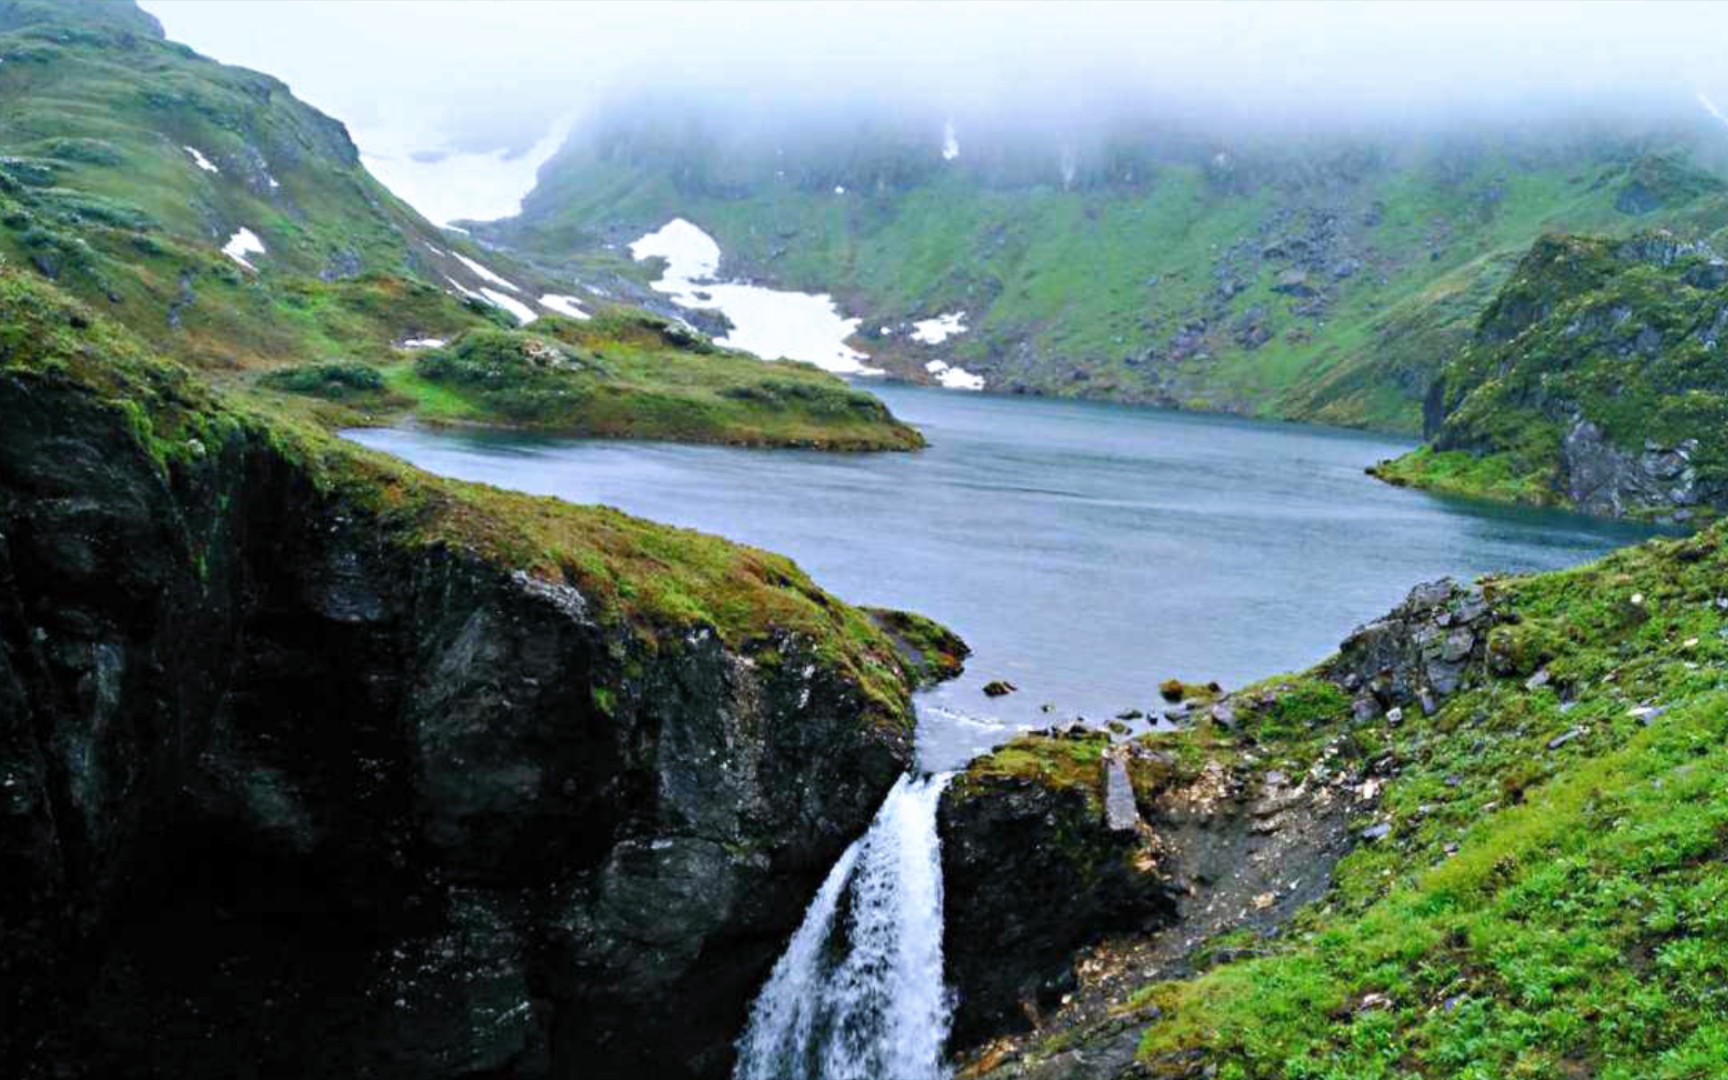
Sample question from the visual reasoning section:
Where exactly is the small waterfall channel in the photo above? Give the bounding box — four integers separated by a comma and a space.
733, 772, 954, 1080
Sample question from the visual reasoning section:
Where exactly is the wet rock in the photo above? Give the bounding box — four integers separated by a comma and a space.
984, 679, 1019, 697
1320, 578, 1499, 712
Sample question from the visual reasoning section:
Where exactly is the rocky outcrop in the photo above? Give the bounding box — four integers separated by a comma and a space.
938, 732, 1179, 1049
1561, 420, 1706, 519
1319, 577, 1499, 719
0, 285, 935, 1080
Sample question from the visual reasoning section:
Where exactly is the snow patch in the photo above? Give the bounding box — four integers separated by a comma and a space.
631, 217, 881, 375
630, 218, 722, 282
401, 337, 446, 350
453, 252, 520, 292
539, 294, 591, 320
221, 227, 266, 271
479, 287, 537, 325
183, 146, 219, 174
924, 359, 985, 391
834, 185, 847, 195
910, 311, 968, 345
942, 120, 960, 162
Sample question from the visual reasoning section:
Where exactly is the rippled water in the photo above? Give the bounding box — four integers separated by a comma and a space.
348, 383, 1663, 770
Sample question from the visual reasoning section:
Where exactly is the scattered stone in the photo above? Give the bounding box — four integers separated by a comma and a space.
1102, 751, 1142, 833
1628, 705, 1666, 725
1525, 668, 1552, 691
1385, 706, 1404, 727
983, 680, 1017, 698
1360, 822, 1392, 842
1116, 709, 1144, 721
1547, 727, 1587, 751
1210, 702, 1238, 731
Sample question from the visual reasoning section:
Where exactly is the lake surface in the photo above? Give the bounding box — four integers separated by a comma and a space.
348, 384, 1664, 770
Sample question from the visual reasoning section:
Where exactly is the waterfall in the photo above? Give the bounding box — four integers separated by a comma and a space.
734, 772, 954, 1080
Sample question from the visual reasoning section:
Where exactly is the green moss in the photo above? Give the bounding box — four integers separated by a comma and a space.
1371, 445, 1560, 508
863, 607, 970, 687
259, 360, 387, 401
955, 731, 1111, 802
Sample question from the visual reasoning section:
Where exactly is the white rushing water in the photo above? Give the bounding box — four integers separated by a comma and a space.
734, 772, 954, 1080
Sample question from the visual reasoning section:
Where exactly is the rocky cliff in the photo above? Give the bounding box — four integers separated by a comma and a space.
1376, 230, 1728, 519
0, 269, 945, 1080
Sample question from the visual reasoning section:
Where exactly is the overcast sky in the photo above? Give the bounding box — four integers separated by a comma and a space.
140, 1, 1728, 224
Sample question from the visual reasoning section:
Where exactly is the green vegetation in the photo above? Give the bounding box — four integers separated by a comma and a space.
864, 606, 972, 687
385, 310, 923, 449
1378, 232, 1728, 518
502, 127, 1728, 433
1372, 445, 1560, 508
0, 0, 503, 368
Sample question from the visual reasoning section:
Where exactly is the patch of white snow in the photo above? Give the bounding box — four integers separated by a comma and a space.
401, 338, 447, 350
478, 287, 537, 325
942, 120, 960, 162
221, 227, 266, 271
629, 218, 722, 283
453, 252, 521, 292
1700, 90, 1728, 132
631, 217, 881, 375
539, 294, 591, 320
910, 311, 968, 345
183, 146, 219, 174
923, 359, 985, 391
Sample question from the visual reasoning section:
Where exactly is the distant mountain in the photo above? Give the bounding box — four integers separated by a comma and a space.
493, 110, 1728, 433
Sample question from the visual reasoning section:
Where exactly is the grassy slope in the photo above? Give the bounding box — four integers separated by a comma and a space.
0, 1, 921, 452
1375, 232, 1728, 516
500, 132, 1728, 434
980, 523, 1728, 1079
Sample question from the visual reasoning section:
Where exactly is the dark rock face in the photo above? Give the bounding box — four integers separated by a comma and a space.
1561, 419, 1706, 519
0, 376, 911, 1079
938, 739, 1179, 1049
1321, 577, 1498, 715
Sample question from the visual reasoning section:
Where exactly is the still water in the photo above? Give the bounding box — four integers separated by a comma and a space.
348, 384, 1662, 770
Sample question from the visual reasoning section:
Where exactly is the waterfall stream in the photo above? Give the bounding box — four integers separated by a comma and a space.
733, 772, 954, 1080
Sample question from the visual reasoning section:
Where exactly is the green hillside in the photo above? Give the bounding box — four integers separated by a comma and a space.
0, 1, 920, 450
496, 120, 1728, 433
